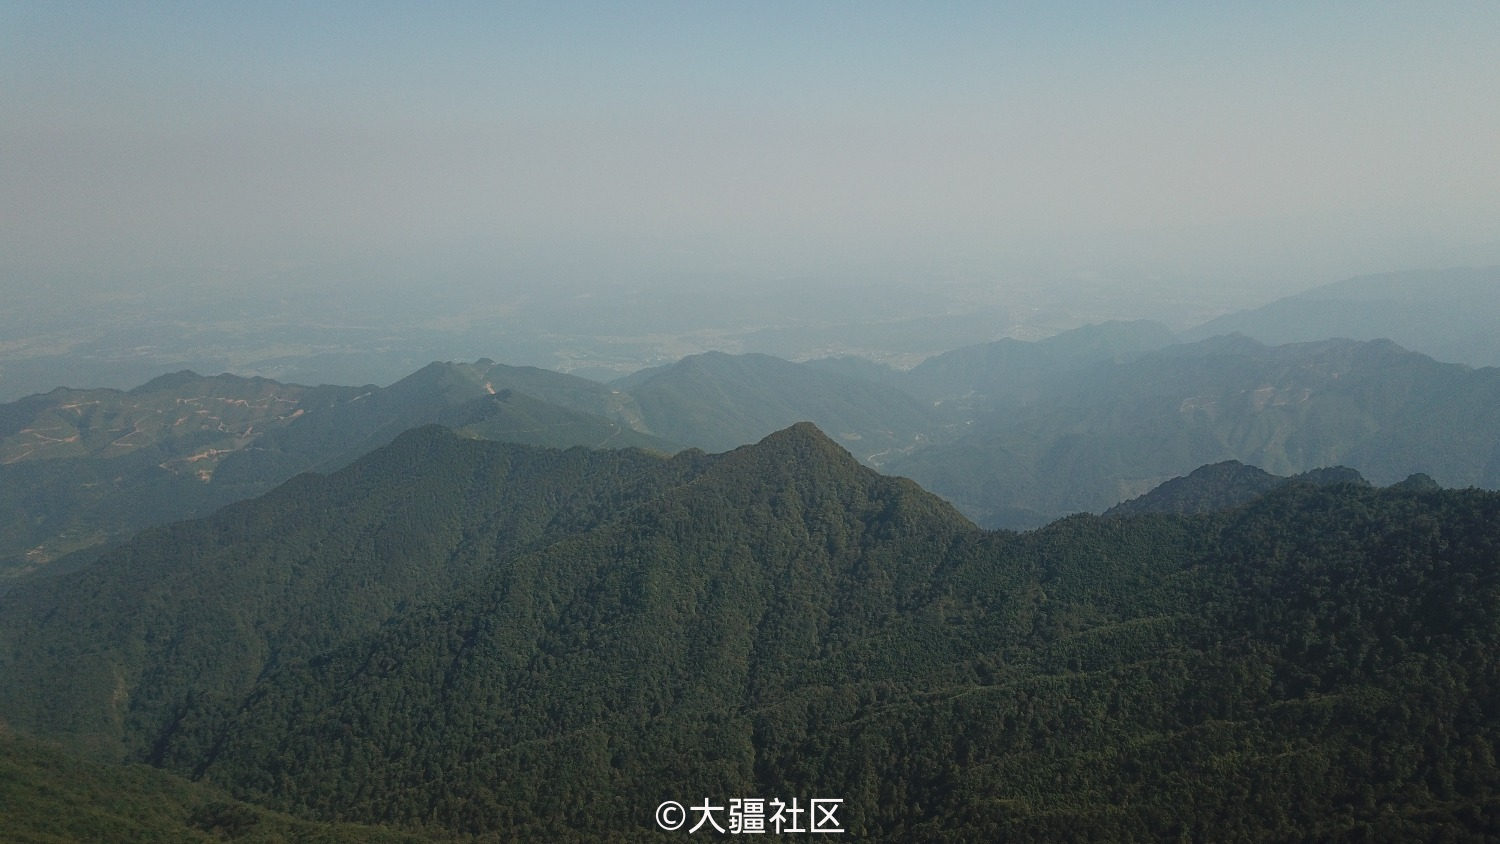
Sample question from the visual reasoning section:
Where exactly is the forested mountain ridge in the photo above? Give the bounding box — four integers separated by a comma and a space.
9, 330, 1500, 592
0, 425, 710, 757
3, 423, 1499, 839
213, 359, 673, 484
888, 334, 1500, 528
0, 363, 676, 583
0, 372, 364, 578
1102, 459, 1371, 517
896, 319, 1177, 410
0, 370, 357, 468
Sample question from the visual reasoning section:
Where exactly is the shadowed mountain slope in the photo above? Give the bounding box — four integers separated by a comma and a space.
0, 373, 362, 578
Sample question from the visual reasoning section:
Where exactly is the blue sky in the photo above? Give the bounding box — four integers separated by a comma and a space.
4, 1, 1499, 305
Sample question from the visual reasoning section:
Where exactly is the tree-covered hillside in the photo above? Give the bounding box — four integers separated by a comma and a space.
0, 363, 676, 584
13, 329, 1498, 587
3, 424, 1498, 840
0, 730, 434, 843
0, 426, 706, 757
0, 372, 364, 579
1102, 459, 1370, 517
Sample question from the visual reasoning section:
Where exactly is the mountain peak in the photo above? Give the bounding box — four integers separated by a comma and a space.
702, 422, 863, 481
1288, 466, 1369, 487
690, 421, 850, 482
1391, 472, 1440, 492
129, 370, 205, 393
1104, 460, 1282, 517
1107, 460, 1373, 518
767, 419, 830, 441
746, 421, 850, 461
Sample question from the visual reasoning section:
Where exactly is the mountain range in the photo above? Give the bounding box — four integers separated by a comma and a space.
0, 348, 933, 583
5, 267, 1500, 839
1101, 459, 1373, 517
883, 333, 1500, 527
2, 423, 1497, 839
8, 320, 1500, 581
612, 350, 935, 461
1184, 266, 1500, 367
0, 361, 674, 583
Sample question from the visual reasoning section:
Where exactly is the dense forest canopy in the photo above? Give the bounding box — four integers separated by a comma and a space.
3, 424, 1498, 839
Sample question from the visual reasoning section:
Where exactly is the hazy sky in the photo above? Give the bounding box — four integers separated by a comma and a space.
5, 1, 1500, 306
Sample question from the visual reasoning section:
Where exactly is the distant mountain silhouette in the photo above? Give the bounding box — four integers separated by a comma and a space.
899, 319, 1177, 409
1184, 266, 1500, 367
889, 335, 1500, 528
615, 350, 935, 463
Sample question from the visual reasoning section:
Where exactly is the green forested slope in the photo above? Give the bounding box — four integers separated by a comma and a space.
0, 426, 706, 758
0, 730, 435, 843
216, 359, 661, 482
0, 373, 362, 578
1101, 459, 1372, 517
3, 424, 1499, 840
0, 363, 675, 584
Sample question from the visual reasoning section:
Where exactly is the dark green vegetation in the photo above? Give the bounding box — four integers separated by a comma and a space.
0, 349, 931, 584
1102, 460, 1370, 517
0, 426, 704, 757
3, 424, 1499, 840
0, 730, 432, 843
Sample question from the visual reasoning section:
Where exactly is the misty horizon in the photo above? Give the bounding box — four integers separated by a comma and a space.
6, 4, 1500, 305
4, 3, 1500, 397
